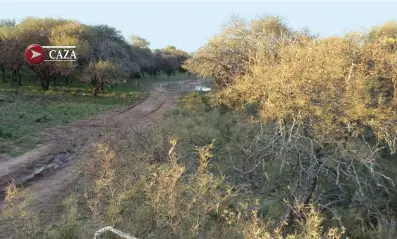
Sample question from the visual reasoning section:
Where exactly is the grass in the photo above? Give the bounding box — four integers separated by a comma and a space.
0, 71, 147, 157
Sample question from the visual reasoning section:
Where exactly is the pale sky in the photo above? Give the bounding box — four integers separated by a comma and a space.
1, 1, 397, 52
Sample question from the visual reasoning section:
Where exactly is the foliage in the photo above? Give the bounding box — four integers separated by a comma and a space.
130, 35, 151, 49
82, 60, 126, 95
2, 18, 90, 90
182, 15, 397, 237
367, 20, 397, 44
184, 15, 295, 86
0, 19, 16, 27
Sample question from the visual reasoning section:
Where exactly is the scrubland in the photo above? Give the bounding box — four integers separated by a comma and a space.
2, 16, 397, 239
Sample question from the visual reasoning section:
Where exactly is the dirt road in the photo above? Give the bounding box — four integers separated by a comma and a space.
0, 80, 206, 237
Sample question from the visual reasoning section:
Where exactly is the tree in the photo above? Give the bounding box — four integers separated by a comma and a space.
130, 35, 154, 77
82, 60, 125, 96
0, 19, 18, 84
87, 25, 126, 62
49, 21, 91, 85
130, 35, 150, 49
184, 15, 293, 87
367, 20, 397, 44
7, 17, 88, 90
0, 26, 10, 83
161, 53, 179, 77
0, 19, 15, 27
86, 25, 140, 82
162, 45, 189, 73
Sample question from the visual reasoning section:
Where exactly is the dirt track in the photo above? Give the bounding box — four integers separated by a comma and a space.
0, 80, 205, 237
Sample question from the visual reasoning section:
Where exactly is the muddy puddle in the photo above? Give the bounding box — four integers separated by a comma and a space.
18, 151, 76, 184
159, 80, 212, 93
0, 150, 76, 198
194, 86, 212, 92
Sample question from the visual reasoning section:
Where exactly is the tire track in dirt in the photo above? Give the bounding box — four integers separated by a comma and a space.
0, 84, 175, 195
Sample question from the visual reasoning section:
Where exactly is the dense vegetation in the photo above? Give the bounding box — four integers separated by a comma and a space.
0, 17, 189, 92
2, 15, 397, 239
184, 16, 396, 237
183, 16, 397, 238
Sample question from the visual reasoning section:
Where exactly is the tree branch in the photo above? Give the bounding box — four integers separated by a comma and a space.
94, 226, 138, 239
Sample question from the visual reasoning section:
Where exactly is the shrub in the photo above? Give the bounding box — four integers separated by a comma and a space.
0, 183, 40, 239
75, 120, 347, 238
81, 60, 126, 96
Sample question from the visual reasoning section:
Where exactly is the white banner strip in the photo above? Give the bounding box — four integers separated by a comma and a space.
44, 60, 77, 62
42, 46, 76, 49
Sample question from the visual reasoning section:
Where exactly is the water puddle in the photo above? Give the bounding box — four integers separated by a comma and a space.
16, 151, 76, 186
194, 86, 212, 92
0, 150, 76, 199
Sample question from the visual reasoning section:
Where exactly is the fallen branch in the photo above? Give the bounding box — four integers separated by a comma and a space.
94, 226, 138, 239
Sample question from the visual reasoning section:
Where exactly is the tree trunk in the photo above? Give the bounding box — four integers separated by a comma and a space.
93, 82, 102, 96
1, 66, 6, 83
42, 80, 50, 90
39, 75, 50, 91
45, 78, 50, 90
53, 76, 57, 86
93, 85, 100, 96
65, 76, 69, 85
11, 69, 16, 83
281, 159, 322, 236
17, 69, 22, 86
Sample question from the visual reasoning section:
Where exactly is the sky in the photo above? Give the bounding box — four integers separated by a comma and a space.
2, 1, 397, 52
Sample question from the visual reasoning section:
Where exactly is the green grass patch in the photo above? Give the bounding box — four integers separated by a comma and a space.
0, 76, 147, 157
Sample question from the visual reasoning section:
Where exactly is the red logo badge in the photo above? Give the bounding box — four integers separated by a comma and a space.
24, 44, 45, 64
